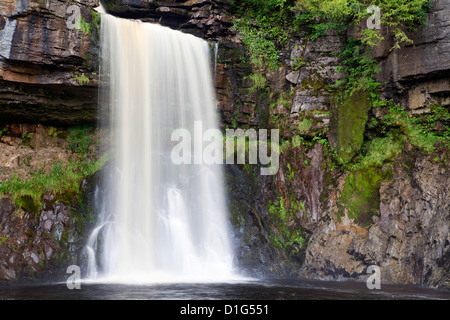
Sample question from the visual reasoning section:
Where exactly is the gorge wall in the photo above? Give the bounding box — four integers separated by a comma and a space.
0, 0, 448, 288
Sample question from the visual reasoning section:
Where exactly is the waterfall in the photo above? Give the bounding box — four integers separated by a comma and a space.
214, 42, 219, 80
86, 9, 236, 283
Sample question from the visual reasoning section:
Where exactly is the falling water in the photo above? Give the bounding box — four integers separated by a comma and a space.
214, 42, 219, 80
86, 9, 236, 283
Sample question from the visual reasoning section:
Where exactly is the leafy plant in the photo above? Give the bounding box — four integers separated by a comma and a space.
69, 126, 94, 154
74, 14, 91, 34
383, 103, 448, 153
0, 153, 109, 212
267, 194, 306, 256
21, 133, 32, 148
73, 75, 90, 86
293, 0, 431, 48
232, 0, 296, 71
298, 118, 313, 134
294, 0, 432, 100
248, 72, 267, 93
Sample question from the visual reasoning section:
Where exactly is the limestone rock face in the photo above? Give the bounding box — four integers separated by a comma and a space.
0, 191, 94, 283
289, 32, 345, 117
0, 124, 101, 282
375, 0, 450, 113
302, 153, 449, 288
101, 0, 234, 40
0, 0, 100, 125
2, 0, 447, 127
0, 0, 449, 288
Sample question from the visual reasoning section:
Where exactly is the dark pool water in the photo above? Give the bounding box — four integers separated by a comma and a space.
0, 279, 448, 300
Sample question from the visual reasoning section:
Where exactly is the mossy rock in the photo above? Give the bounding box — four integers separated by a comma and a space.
101, 0, 131, 14
267, 194, 306, 260
337, 166, 393, 227
334, 90, 372, 164
14, 195, 41, 214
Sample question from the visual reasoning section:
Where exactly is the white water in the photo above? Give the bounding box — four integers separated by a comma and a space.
86, 9, 236, 283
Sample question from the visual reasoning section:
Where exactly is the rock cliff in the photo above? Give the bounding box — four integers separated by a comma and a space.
0, 0, 448, 288
302, 150, 449, 288
0, 0, 100, 125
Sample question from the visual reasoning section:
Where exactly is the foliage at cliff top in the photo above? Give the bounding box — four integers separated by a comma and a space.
294, 0, 431, 48
232, 0, 432, 69
232, 0, 448, 167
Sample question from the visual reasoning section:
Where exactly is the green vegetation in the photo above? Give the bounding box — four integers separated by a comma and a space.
334, 100, 448, 225
90, 9, 102, 34
383, 103, 450, 153
69, 125, 94, 154
74, 15, 92, 35
268, 195, 306, 257
294, 0, 431, 48
73, 75, 90, 86
335, 90, 372, 164
248, 72, 267, 93
0, 127, 107, 213
354, 134, 403, 169
21, 133, 32, 148
232, 0, 431, 70
334, 37, 382, 102
298, 118, 313, 134
337, 166, 392, 226
0, 236, 8, 247
0, 156, 107, 213
233, 18, 282, 71
231, 0, 448, 234
232, 0, 294, 70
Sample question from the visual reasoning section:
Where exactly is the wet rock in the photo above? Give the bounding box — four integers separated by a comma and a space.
0, 0, 100, 125
102, 0, 235, 40
225, 164, 291, 278
329, 90, 372, 164
286, 71, 300, 84
302, 153, 450, 289
0, 198, 14, 223
374, 0, 450, 110
0, 164, 101, 282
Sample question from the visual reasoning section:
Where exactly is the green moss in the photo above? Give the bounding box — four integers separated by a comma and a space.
0, 236, 7, 247
384, 103, 449, 153
337, 166, 393, 227
73, 75, 90, 86
301, 70, 326, 93
270, 90, 294, 111
14, 195, 40, 215
102, 0, 132, 14
0, 153, 109, 212
354, 134, 404, 170
74, 15, 91, 35
298, 118, 313, 134
335, 90, 372, 164
90, 9, 102, 34
267, 195, 305, 257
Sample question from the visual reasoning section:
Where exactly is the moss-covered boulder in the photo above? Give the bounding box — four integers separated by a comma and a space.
337, 166, 393, 227
332, 91, 372, 164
